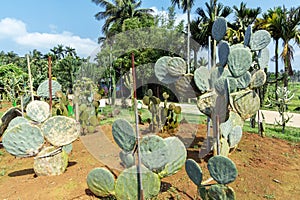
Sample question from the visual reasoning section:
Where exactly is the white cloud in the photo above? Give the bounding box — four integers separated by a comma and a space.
0, 17, 98, 57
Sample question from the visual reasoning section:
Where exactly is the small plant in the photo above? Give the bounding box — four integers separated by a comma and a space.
267, 87, 294, 133
142, 89, 161, 132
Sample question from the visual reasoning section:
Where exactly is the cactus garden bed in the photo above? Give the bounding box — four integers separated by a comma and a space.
0, 111, 299, 200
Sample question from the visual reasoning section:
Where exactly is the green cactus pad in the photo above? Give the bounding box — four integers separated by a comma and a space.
207, 155, 238, 184
198, 185, 208, 200
227, 77, 238, 93
207, 184, 227, 200
2, 123, 44, 157
155, 56, 180, 84
220, 138, 230, 157
6, 116, 29, 131
212, 17, 227, 42
175, 74, 201, 98
0, 107, 22, 136
244, 25, 252, 47
228, 126, 243, 148
62, 143, 73, 154
220, 112, 244, 140
33, 146, 68, 176
37, 79, 62, 98
119, 151, 135, 168
194, 67, 210, 92
232, 90, 260, 120
210, 67, 227, 89
115, 165, 161, 200
213, 95, 229, 124
26, 100, 50, 123
140, 135, 169, 172
112, 119, 136, 152
197, 92, 216, 117
218, 40, 230, 67
228, 47, 252, 77
250, 70, 267, 89
167, 57, 186, 77
86, 167, 115, 197
230, 44, 246, 50
214, 77, 227, 95
158, 137, 187, 178
185, 159, 203, 186
250, 30, 271, 51
258, 48, 270, 68
225, 186, 236, 200
41, 116, 80, 146
236, 71, 251, 89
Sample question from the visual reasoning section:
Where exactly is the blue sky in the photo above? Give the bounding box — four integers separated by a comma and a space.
0, 0, 299, 71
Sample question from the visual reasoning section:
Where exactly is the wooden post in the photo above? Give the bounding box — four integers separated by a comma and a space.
48, 56, 52, 115
26, 55, 34, 101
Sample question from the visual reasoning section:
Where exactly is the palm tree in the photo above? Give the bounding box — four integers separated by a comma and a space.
192, 0, 232, 68
280, 6, 300, 87
227, 2, 261, 44
171, 0, 195, 73
92, 0, 153, 36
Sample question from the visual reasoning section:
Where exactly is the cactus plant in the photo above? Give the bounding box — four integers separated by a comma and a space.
6, 116, 28, 131
257, 47, 270, 69
250, 70, 267, 89
119, 151, 135, 168
175, 74, 201, 98
228, 126, 242, 148
86, 167, 116, 197
207, 155, 238, 185
115, 165, 161, 200
218, 40, 230, 67
219, 138, 230, 157
26, 100, 50, 123
37, 79, 62, 98
194, 67, 210, 93
33, 146, 68, 176
154, 56, 179, 84
112, 119, 136, 152
185, 159, 203, 186
212, 17, 227, 42
41, 116, 80, 147
207, 184, 236, 200
143, 89, 161, 132
2, 123, 44, 157
167, 57, 186, 77
236, 71, 251, 89
249, 30, 271, 51
227, 47, 252, 77
0, 107, 22, 136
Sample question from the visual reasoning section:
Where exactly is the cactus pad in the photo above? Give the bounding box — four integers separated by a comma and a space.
33, 146, 68, 176
115, 165, 161, 200
228, 47, 252, 77
194, 67, 210, 92
167, 57, 186, 77
207, 155, 238, 184
212, 17, 227, 42
158, 137, 187, 178
6, 116, 29, 131
236, 71, 251, 89
250, 70, 267, 89
175, 74, 201, 98
155, 56, 179, 84
41, 116, 80, 146
220, 138, 230, 157
37, 79, 62, 98
0, 107, 22, 136
228, 126, 243, 148
26, 100, 50, 123
258, 47, 270, 68
218, 40, 230, 67
185, 159, 203, 186
232, 90, 260, 120
62, 143, 73, 154
140, 135, 169, 172
244, 25, 252, 47
119, 151, 135, 168
86, 167, 115, 197
2, 123, 44, 157
112, 119, 136, 152
249, 30, 271, 51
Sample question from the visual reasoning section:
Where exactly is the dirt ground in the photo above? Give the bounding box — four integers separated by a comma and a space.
0, 105, 300, 199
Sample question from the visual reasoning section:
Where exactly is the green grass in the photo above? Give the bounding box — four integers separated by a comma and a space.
243, 121, 300, 143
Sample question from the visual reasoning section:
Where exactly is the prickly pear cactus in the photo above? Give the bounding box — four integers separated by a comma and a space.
212, 17, 227, 42
112, 119, 136, 152
154, 56, 179, 84
220, 138, 230, 157
185, 159, 203, 186
33, 146, 68, 176
207, 155, 238, 185
86, 167, 116, 197
249, 30, 271, 51
119, 151, 135, 168
175, 74, 201, 98
158, 137, 187, 178
228, 126, 242, 148
26, 100, 50, 123
115, 165, 161, 200
2, 123, 44, 157
41, 116, 80, 146
62, 143, 73, 154
140, 135, 169, 172
0, 107, 22, 136
37, 79, 62, 98
194, 67, 210, 93
235, 71, 251, 89
218, 40, 230, 67
244, 25, 252, 47
258, 48, 270, 68
207, 184, 236, 200
227, 47, 252, 77
167, 57, 186, 77
6, 116, 29, 131
250, 70, 267, 89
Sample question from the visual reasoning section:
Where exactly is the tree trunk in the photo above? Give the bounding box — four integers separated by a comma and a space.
275, 39, 279, 99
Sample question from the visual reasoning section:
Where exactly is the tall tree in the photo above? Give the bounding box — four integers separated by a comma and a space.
192, 0, 232, 68
171, 0, 195, 73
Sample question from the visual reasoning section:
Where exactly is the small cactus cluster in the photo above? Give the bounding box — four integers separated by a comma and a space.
161, 92, 181, 133
185, 156, 238, 200
2, 100, 80, 176
142, 89, 161, 132
73, 77, 102, 134
86, 119, 187, 199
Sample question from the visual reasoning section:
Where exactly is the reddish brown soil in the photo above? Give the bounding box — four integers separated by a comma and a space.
0, 103, 299, 199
